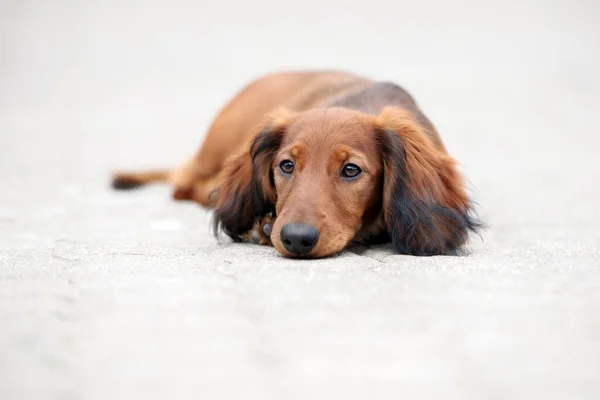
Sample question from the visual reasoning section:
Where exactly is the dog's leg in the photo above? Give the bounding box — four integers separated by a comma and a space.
111, 153, 222, 208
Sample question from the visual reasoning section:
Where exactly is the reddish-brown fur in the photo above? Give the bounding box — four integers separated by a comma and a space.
112, 71, 480, 258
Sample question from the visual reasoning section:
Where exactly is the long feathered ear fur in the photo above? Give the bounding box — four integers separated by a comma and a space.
212, 108, 295, 241
375, 107, 482, 255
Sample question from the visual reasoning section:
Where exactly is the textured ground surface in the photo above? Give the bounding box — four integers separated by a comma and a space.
1, 1, 599, 399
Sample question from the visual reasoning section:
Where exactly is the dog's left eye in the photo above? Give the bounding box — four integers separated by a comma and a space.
279, 160, 295, 174
341, 163, 362, 179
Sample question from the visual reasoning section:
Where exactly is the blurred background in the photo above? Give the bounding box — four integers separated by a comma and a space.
1, 1, 599, 399
3, 0, 598, 188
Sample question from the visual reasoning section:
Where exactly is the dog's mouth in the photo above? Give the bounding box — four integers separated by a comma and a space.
248, 213, 364, 258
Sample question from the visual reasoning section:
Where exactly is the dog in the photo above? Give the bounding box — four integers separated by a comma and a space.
112, 71, 481, 258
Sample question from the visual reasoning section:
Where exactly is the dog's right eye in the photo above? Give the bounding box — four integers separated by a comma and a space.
279, 160, 294, 174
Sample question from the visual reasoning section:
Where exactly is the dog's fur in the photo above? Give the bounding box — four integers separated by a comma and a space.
112, 71, 481, 258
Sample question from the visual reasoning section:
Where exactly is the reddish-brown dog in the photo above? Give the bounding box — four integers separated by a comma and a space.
112, 71, 481, 258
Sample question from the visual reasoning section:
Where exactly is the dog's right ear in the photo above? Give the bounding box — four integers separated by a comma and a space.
375, 107, 481, 255
212, 107, 296, 241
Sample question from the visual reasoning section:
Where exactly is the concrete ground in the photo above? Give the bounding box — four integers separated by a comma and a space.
1, 1, 599, 399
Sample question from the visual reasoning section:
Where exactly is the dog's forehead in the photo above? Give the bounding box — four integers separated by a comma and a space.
282, 108, 374, 150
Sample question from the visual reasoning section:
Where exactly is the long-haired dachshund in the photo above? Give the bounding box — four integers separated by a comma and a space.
112, 71, 481, 258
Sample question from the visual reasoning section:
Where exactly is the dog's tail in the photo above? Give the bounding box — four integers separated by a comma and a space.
111, 169, 170, 190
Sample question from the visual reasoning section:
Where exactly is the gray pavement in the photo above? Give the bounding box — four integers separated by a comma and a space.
1, 1, 599, 399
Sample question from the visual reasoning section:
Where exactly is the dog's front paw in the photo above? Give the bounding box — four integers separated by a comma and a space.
244, 213, 275, 246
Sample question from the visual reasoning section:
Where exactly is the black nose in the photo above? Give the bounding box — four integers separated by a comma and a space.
280, 223, 319, 255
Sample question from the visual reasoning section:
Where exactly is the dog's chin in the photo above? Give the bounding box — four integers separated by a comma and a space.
277, 248, 342, 259
270, 239, 344, 259
273, 236, 356, 259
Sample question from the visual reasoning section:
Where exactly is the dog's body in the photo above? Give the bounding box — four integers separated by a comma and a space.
113, 71, 480, 258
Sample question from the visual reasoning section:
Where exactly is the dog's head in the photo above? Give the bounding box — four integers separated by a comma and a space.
213, 106, 480, 258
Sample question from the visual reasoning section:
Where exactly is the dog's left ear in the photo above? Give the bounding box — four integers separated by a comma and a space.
375, 107, 481, 255
212, 107, 296, 241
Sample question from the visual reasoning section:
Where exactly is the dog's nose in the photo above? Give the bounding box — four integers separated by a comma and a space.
280, 223, 319, 255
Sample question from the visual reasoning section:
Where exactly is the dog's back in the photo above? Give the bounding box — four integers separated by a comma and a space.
320, 81, 445, 151
112, 71, 443, 202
